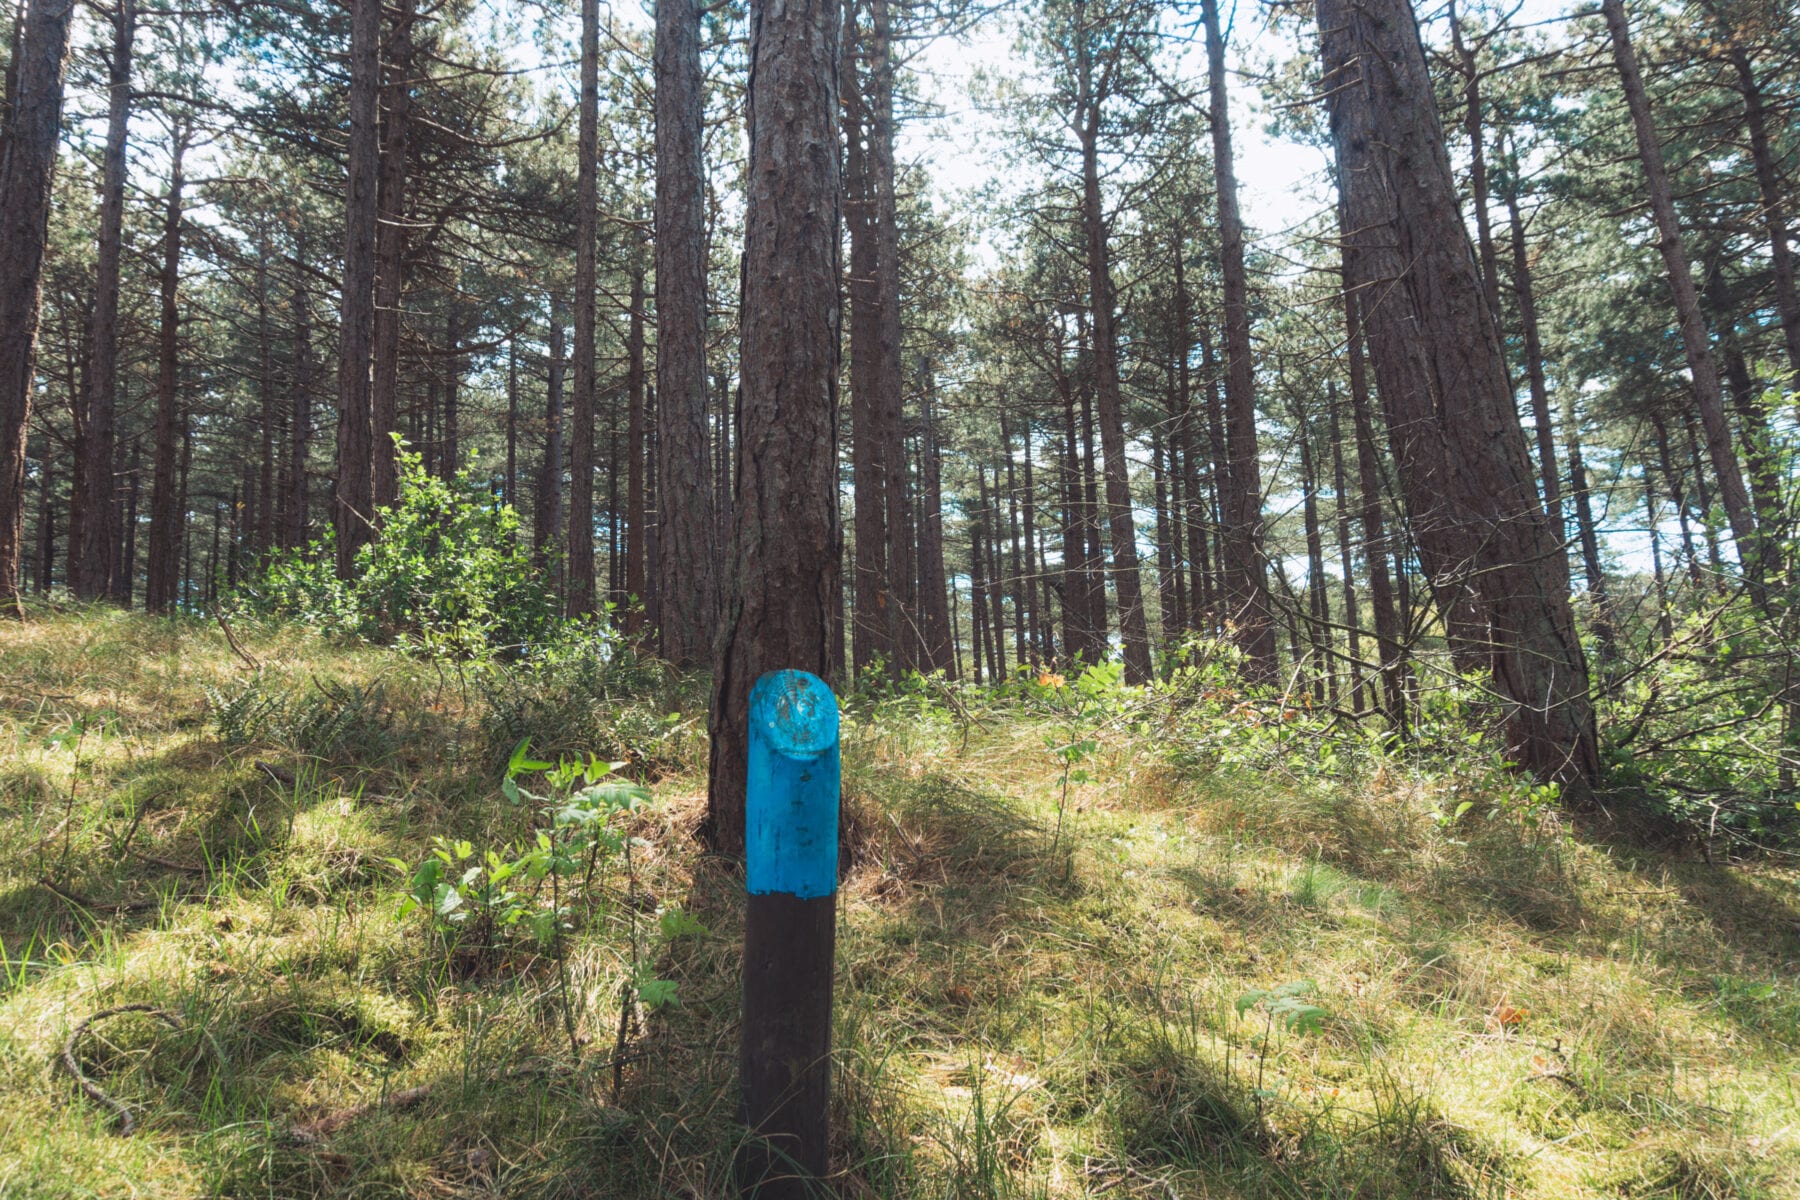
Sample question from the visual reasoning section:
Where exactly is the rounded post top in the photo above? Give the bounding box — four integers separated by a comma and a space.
749, 670, 839, 760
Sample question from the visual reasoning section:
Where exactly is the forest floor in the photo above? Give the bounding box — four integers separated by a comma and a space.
0, 607, 1797, 1199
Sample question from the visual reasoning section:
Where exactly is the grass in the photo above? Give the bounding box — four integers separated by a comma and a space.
0, 604, 1796, 1198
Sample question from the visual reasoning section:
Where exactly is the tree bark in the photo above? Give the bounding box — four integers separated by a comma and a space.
654, 0, 716, 667
1500, 155, 1562, 524
705, 0, 842, 856
1075, 19, 1151, 685
566, 0, 600, 614
1722, 38, 1800, 382
917, 378, 952, 672
534, 298, 566, 576
1448, 0, 1501, 316
1201, 0, 1275, 681
1563, 396, 1616, 665
284, 234, 313, 551
334, 0, 381, 578
624, 266, 647, 631
73, 0, 133, 599
1600, 0, 1759, 580
0, 0, 73, 610
370, 0, 414, 512
145, 132, 187, 613
1327, 382, 1364, 711
842, 0, 892, 673
1320, 0, 1597, 787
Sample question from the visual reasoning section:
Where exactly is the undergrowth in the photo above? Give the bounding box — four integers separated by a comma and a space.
0, 604, 1795, 1198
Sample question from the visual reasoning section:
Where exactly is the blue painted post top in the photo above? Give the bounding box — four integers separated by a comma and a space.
746, 670, 841, 900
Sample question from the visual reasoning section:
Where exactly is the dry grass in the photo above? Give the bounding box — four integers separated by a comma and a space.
0, 604, 1795, 1198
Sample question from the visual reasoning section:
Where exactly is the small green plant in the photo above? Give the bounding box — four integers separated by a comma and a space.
390, 739, 670, 1057
1234, 980, 1328, 1123
1032, 661, 1125, 856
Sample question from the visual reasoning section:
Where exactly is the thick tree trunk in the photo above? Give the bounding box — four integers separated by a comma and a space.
705, 0, 842, 855
566, 0, 600, 614
370, 0, 414, 512
654, 0, 716, 667
1201, 0, 1275, 681
1320, 0, 1596, 787
870, 0, 912, 671
842, 0, 892, 673
1075, 37, 1151, 683
334, 0, 381, 578
1600, 0, 1758, 579
73, 0, 133, 599
0, 0, 73, 610
145, 134, 186, 613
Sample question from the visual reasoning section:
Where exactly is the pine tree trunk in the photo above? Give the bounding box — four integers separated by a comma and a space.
1003, 412, 1026, 667
653, 0, 716, 667
334, 0, 381, 578
255, 249, 275, 559
1600, 0, 1759, 580
1328, 382, 1365, 711
917, 378, 953, 673
145, 133, 186, 612
0, 0, 73, 610
1322, 0, 1596, 788
1723, 41, 1800, 382
534, 299, 566, 574
1449, 1, 1501, 316
843, 0, 892, 674
1298, 406, 1331, 705
1075, 29, 1150, 684
73, 0, 133, 600
370, 0, 414, 512
566, 0, 600, 614
618, 267, 645, 631
441, 307, 460, 478
1501, 160, 1562, 522
870, 0, 912, 671
1563, 396, 1617, 665
1201, 0, 1275, 680
705, 0, 842, 855
505, 336, 518, 508
1343, 271, 1406, 729
284, 235, 312, 551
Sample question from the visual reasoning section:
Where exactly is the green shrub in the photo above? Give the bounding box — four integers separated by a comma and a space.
250, 444, 557, 656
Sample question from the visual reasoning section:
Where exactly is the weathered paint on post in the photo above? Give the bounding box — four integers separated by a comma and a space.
739, 670, 839, 1198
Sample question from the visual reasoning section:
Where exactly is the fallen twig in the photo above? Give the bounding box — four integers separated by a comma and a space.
58, 1004, 185, 1135
39, 877, 158, 915
214, 606, 261, 672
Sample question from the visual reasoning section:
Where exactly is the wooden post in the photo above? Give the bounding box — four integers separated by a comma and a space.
739, 669, 839, 1198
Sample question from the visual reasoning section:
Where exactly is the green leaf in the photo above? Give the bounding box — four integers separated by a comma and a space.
636, 978, 679, 1010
